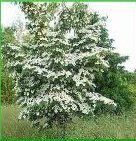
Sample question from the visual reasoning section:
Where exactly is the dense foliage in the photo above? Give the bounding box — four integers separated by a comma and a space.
95, 53, 134, 113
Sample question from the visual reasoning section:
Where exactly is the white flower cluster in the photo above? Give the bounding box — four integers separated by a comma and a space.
86, 92, 117, 107
72, 69, 93, 87
18, 90, 116, 120
64, 49, 109, 68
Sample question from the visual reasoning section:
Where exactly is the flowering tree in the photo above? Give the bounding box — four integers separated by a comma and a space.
4, 2, 116, 129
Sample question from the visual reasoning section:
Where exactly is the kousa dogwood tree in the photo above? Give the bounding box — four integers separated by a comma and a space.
4, 2, 117, 130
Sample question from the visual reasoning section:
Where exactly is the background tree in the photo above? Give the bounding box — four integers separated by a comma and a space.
94, 20, 134, 113
2, 27, 16, 45
1, 27, 17, 104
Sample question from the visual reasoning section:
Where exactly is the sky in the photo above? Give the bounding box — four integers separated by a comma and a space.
1, 2, 136, 72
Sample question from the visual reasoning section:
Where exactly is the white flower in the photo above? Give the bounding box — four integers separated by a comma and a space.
71, 104, 77, 110
65, 29, 77, 39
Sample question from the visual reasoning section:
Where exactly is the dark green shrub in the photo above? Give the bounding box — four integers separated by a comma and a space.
94, 70, 133, 114
1, 72, 16, 105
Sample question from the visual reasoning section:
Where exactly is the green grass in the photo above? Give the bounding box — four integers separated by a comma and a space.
1, 105, 136, 139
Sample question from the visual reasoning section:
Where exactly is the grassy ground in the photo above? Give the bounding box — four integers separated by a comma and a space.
1, 104, 136, 139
